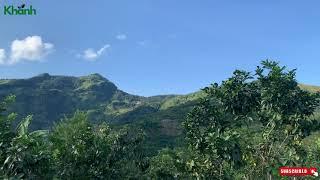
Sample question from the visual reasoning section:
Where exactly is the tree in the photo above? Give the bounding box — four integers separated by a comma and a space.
148, 148, 183, 179
0, 95, 16, 168
50, 111, 147, 179
49, 111, 95, 179
0, 95, 52, 179
183, 60, 320, 179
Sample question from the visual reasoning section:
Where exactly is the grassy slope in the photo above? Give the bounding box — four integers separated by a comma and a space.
299, 84, 320, 93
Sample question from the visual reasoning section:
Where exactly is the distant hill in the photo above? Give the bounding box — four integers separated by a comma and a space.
0, 74, 318, 153
299, 84, 320, 93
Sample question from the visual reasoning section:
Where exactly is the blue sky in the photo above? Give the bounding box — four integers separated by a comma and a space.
0, 0, 319, 96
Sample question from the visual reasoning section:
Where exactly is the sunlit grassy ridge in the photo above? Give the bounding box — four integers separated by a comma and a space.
299, 84, 320, 93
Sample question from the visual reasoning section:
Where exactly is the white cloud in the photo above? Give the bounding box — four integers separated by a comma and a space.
0, 36, 54, 65
116, 34, 127, 40
79, 44, 110, 61
0, 49, 6, 65
9, 36, 54, 64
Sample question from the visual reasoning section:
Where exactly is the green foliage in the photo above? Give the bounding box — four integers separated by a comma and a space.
0, 97, 148, 179
148, 148, 197, 179
0, 95, 16, 178
0, 96, 51, 179
50, 111, 147, 179
183, 60, 320, 179
148, 149, 182, 179
0, 95, 16, 162
50, 111, 95, 178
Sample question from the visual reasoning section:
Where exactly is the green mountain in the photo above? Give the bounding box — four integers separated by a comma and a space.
1, 73, 117, 128
0, 74, 171, 127
0, 73, 319, 153
0, 74, 203, 152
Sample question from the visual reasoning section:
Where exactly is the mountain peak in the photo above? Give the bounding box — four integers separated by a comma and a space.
33, 73, 51, 79
37, 73, 51, 77
88, 73, 104, 78
77, 73, 117, 92
29, 73, 52, 82
83, 73, 108, 81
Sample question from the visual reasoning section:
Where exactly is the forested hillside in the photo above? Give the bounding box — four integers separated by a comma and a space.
0, 61, 320, 179
0, 73, 203, 153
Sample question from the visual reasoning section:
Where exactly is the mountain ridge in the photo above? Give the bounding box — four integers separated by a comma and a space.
1, 73, 319, 153
0, 73, 185, 128
1, 73, 319, 125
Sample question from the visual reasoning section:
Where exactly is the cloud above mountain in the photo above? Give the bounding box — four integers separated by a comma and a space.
0, 36, 54, 65
79, 44, 111, 61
